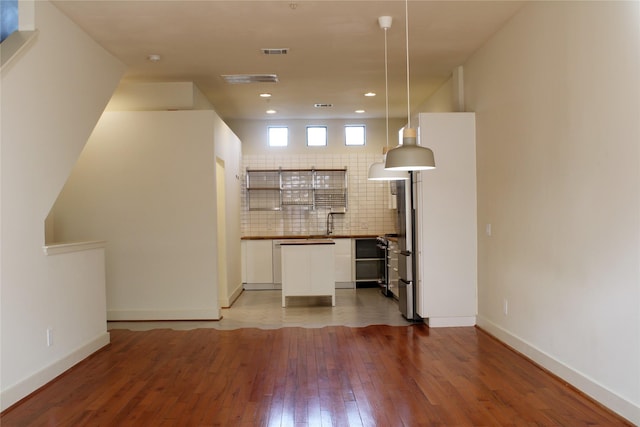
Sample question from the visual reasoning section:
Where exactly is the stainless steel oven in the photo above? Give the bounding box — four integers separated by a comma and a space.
376, 236, 391, 296
377, 235, 399, 298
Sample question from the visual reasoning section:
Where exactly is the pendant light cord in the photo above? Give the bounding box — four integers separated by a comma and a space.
405, 0, 411, 129
384, 26, 389, 148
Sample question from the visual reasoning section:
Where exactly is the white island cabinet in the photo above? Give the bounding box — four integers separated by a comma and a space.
281, 239, 335, 307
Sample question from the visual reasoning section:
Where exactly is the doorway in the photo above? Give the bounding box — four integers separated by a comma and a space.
216, 157, 228, 307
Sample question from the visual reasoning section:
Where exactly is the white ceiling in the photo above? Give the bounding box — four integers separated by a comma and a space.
52, 0, 525, 121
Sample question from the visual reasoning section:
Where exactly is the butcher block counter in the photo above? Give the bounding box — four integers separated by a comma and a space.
241, 234, 378, 240
280, 239, 335, 307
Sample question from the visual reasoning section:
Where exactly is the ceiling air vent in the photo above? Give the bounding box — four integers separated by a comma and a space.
261, 48, 289, 55
314, 103, 333, 108
221, 74, 279, 84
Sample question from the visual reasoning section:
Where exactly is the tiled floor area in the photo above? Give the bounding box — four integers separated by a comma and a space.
108, 288, 411, 331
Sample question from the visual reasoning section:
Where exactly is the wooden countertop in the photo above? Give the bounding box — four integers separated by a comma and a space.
241, 234, 380, 240
279, 239, 336, 245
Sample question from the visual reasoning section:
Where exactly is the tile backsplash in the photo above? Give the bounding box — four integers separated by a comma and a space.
242, 153, 397, 237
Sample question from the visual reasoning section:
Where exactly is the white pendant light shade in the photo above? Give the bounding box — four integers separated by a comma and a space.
385, 0, 436, 171
368, 156, 409, 180
385, 127, 435, 171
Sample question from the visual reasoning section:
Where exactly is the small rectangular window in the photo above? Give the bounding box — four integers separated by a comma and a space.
268, 126, 288, 147
1, 0, 19, 42
306, 126, 327, 147
345, 125, 365, 146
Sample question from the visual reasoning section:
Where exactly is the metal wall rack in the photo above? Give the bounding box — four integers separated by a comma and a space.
246, 167, 347, 211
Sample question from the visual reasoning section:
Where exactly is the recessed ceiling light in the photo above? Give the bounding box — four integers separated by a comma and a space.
260, 93, 272, 98
266, 109, 277, 114
364, 92, 376, 97
147, 54, 161, 62
355, 109, 365, 114
314, 103, 333, 108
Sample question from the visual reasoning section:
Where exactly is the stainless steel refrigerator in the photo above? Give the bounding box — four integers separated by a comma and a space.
395, 176, 421, 321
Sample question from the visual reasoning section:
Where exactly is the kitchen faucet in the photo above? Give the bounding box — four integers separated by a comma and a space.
326, 212, 334, 235
326, 211, 345, 235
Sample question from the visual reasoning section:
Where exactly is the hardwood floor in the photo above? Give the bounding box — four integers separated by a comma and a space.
1, 324, 631, 426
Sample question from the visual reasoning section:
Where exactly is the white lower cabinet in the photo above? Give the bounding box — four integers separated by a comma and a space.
243, 238, 355, 289
242, 240, 274, 289
333, 238, 353, 288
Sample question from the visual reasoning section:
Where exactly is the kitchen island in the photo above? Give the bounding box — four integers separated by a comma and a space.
280, 239, 335, 307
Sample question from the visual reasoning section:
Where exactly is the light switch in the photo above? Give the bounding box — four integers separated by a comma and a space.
486, 224, 492, 236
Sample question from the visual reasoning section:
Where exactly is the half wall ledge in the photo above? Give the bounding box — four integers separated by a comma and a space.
42, 241, 107, 256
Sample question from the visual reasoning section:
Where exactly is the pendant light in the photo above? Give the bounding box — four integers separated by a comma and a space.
368, 16, 409, 181
384, 0, 435, 171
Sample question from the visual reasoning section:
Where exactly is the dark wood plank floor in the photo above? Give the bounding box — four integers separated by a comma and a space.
1, 325, 631, 426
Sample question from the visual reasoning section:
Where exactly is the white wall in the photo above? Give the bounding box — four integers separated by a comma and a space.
51, 109, 243, 320
105, 81, 215, 111
0, 0, 125, 410
230, 117, 403, 238
463, 2, 639, 422
213, 114, 243, 306
414, 78, 455, 114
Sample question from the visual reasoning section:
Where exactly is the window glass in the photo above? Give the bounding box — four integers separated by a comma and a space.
345, 125, 366, 146
1, 0, 18, 42
268, 126, 288, 147
306, 126, 327, 147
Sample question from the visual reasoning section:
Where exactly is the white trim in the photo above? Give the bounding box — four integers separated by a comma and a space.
244, 282, 353, 290
243, 283, 277, 290
227, 282, 244, 306
477, 315, 640, 425
108, 308, 221, 321
336, 282, 355, 289
0, 332, 110, 412
220, 282, 244, 308
43, 241, 106, 256
0, 30, 38, 72
426, 316, 476, 328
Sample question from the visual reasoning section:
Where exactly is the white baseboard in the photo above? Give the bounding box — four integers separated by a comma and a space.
244, 282, 354, 290
225, 283, 244, 307
1, 332, 110, 412
107, 308, 220, 321
426, 316, 476, 328
477, 315, 639, 425
243, 283, 276, 290
336, 281, 355, 289
218, 283, 243, 308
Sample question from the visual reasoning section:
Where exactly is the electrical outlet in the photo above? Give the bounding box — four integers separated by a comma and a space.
503, 299, 508, 316
46, 328, 53, 347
